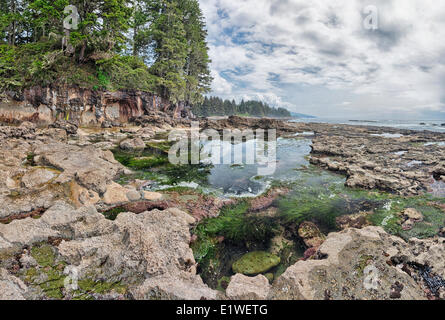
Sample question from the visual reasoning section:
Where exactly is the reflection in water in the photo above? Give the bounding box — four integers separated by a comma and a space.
203, 138, 325, 197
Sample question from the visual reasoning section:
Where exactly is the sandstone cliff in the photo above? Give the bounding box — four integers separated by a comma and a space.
0, 85, 188, 125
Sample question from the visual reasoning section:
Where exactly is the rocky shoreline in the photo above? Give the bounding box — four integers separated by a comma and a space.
0, 116, 444, 300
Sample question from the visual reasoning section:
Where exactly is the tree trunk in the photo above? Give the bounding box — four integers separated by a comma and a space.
10, 0, 17, 46
79, 40, 87, 62
133, 26, 139, 57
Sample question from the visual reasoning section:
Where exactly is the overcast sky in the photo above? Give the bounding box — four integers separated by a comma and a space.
199, 0, 445, 119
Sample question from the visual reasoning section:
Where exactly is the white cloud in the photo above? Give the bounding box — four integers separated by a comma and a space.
199, 0, 445, 118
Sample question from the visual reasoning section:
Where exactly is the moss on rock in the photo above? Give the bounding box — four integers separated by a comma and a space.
232, 251, 281, 276
31, 243, 56, 267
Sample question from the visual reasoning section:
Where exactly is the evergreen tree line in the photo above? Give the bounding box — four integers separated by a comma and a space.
0, 0, 212, 105
192, 96, 291, 118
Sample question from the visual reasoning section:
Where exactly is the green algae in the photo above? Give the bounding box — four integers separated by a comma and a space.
232, 251, 281, 275
216, 276, 231, 292
161, 163, 212, 186
24, 267, 38, 282
102, 207, 127, 221
77, 278, 127, 295
194, 201, 279, 244
277, 178, 444, 239
114, 151, 169, 170
38, 267, 66, 299
113, 145, 213, 188
146, 141, 174, 153
31, 243, 56, 267
368, 196, 445, 240
264, 273, 274, 283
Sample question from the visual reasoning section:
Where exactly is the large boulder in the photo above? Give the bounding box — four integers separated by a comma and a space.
0, 201, 218, 300
298, 221, 326, 248
269, 227, 432, 300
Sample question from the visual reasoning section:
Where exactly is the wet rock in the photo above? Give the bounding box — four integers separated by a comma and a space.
130, 112, 177, 128
200, 116, 296, 136
269, 227, 430, 300
298, 222, 326, 248
119, 138, 146, 152
232, 251, 281, 276
270, 234, 294, 255
226, 274, 271, 300
402, 220, 415, 231
265, 273, 274, 283
405, 237, 445, 279
249, 188, 289, 212
336, 212, 372, 230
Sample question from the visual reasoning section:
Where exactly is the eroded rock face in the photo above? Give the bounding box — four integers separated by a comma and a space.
0, 202, 217, 300
270, 227, 445, 300
0, 86, 174, 125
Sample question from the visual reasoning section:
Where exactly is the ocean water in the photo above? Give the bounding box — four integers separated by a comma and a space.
290, 118, 445, 133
